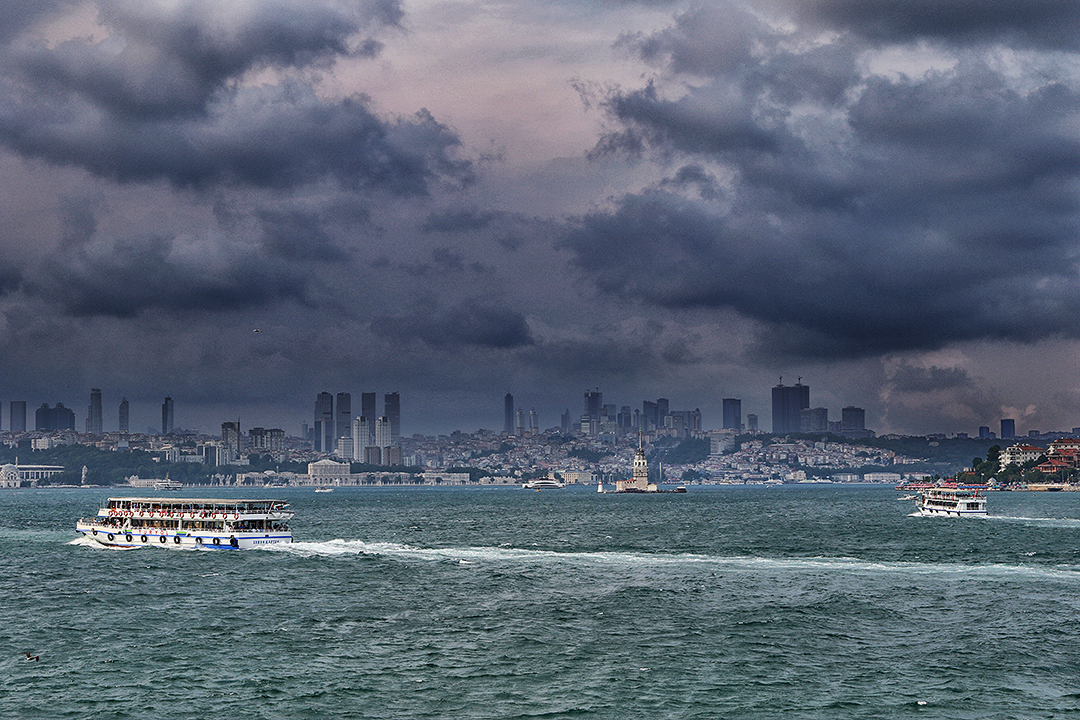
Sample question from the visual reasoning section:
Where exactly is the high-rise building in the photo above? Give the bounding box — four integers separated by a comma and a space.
515, 408, 525, 435
800, 407, 828, 433
375, 416, 392, 448
314, 392, 333, 452
561, 409, 571, 432
771, 379, 809, 434
642, 401, 659, 431
585, 390, 603, 420
384, 392, 400, 443
657, 398, 670, 424
336, 392, 351, 440
353, 416, 370, 461
722, 398, 742, 431
841, 407, 865, 433
221, 422, 240, 456
266, 429, 285, 453
10, 401, 26, 433
529, 408, 538, 433
37, 403, 76, 431
118, 398, 129, 434
161, 397, 174, 435
88, 388, 102, 434
250, 427, 267, 449
504, 393, 514, 435
747, 413, 758, 432
978, 425, 991, 439
1001, 418, 1016, 440
361, 393, 377, 445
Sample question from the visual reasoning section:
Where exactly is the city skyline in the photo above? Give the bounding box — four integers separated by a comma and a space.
3, 2, 1080, 437
0, 380, 1069, 441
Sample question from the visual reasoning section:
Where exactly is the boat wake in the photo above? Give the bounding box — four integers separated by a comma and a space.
986, 515, 1080, 529
264, 539, 1080, 582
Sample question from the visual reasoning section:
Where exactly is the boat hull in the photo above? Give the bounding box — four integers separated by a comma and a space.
76, 522, 291, 549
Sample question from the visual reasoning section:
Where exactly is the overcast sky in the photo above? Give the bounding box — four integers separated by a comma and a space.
3, 0, 1080, 438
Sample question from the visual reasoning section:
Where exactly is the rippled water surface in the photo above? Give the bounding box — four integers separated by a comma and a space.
2, 485, 1079, 719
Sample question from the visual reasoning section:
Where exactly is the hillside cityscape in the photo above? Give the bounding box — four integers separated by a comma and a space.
3, 381, 1079, 489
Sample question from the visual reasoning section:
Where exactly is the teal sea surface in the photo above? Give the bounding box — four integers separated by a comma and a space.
2, 485, 1079, 719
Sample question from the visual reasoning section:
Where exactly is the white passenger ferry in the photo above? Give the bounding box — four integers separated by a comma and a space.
916, 486, 987, 517
76, 497, 293, 549
522, 478, 565, 490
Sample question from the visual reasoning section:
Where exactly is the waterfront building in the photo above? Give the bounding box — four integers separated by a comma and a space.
616, 441, 656, 492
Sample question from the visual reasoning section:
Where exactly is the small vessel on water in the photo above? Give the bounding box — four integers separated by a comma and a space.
522, 478, 565, 490
916, 485, 987, 517
314, 486, 333, 493
153, 478, 183, 491
76, 497, 293, 549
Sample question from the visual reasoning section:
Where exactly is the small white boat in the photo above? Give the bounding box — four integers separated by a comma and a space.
916, 486, 986, 517
522, 478, 565, 490
314, 486, 333, 493
76, 497, 293, 549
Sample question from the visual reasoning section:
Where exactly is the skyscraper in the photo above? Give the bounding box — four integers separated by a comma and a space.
504, 392, 514, 435
88, 388, 103, 435
722, 398, 742, 431
336, 392, 352, 440
314, 392, 333, 452
642, 400, 659, 431
771, 379, 809, 434
1001, 418, 1016, 439
529, 408, 538, 433
361, 392, 377, 447
161, 397, 174, 435
10, 401, 26, 433
800, 407, 828, 433
221, 422, 240, 456
384, 392, 400, 443
841, 407, 865, 433
119, 398, 129, 433
516, 408, 525, 435
353, 416, 370, 461
585, 390, 602, 421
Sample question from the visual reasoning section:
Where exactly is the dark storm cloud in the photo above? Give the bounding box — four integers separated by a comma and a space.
0, 81, 471, 193
256, 207, 350, 263
33, 234, 307, 318
370, 303, 534, 349
421, 208, 501, 234
566, 2, 1080, 361
7, 0, 400, 118
788, 0, 1080, 51
0, 1, 77, 42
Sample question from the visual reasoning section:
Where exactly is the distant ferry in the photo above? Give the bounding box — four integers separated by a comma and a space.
916, 486, 986, 517
76, 497, 293, 549
153, 479, 183, 491
522, 478, 565, 490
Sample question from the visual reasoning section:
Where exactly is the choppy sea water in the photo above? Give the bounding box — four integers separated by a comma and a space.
2, 484, 1079, 720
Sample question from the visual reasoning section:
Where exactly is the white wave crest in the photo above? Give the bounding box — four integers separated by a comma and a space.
262, 539, 1080, 582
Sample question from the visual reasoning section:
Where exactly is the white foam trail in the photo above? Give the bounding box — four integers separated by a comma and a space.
988, 515, 1080, 529
264, 539, 1080, 582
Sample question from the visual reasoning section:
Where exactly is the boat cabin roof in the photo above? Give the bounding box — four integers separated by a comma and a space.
106, 497, 285, 506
